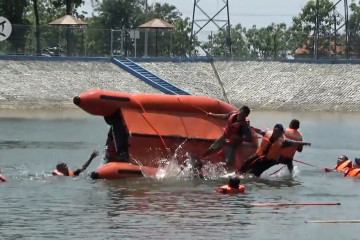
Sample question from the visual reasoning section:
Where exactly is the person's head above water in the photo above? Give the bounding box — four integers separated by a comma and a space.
228, 176, 241, 188
56, 161, 69, 174
289, 119, 300, 130
337, 155, 349, 165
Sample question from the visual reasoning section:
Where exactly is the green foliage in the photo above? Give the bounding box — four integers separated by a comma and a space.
95, 0, 144, 29
289, 0, 336, 57
145, 3, 181, 23
0, 0, 29, 24
202, 26, 236, 57
52, 0, 83, 14
169, 17, 198, 57
87, 0, 196, 57
0, 0, 30, 53
202, 23, 288, 59
349, 1, 360, 57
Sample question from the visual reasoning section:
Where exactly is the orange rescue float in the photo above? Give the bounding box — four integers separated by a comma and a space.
91, 162, 159, 179
73, 89, 257, 176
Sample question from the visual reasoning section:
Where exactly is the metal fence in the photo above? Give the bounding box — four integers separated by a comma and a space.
0, 24, 188, 58
1, 24, 359, 60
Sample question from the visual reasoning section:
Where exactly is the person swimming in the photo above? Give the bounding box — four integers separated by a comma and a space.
52, 150, 99, 176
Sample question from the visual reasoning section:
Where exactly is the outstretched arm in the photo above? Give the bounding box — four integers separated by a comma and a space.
207, 112, 230, 119
282, 140, 311, 148
251, 127, 267, 136
0, 173, 7, 182
74, 150, 99, 176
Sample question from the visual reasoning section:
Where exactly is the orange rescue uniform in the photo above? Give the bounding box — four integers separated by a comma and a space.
52, 169, 75, 176
216, 184, 245, 194
334, 160, 352, 171
344, 168, 360, 177
281, 128, 302, 159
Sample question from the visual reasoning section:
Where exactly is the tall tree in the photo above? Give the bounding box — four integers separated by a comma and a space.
52, 0, 84, 55
288, 0, 336, 57
33, 0, 41, 55
167, 17, 198, 57
145, 3, 181, 22
0, 0, 29, 53
348, 1, 360, 57
256, 23, 288, 59
139, 3, 192, 57
90, 0, 193, 57
52, 0, 83, 15
202, 24, 249, 57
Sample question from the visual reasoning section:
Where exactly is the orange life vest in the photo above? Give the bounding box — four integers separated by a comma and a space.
334, 160, 352, 171
344, 168, 360, 177
223, 114, 247, 144
281, 128, 302, 158
52, 169, 75, 176
216, 184, 245, 194
256, 131, 284, 161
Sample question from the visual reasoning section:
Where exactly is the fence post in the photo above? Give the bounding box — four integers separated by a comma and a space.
111, 29, 113, 57
144, 29, 148, 57
121, 28, 124, 55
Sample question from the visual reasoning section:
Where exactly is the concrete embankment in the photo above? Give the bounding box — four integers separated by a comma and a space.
0, 57, 359, 111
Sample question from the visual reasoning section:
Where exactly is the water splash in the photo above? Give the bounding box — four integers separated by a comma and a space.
270, 165, 299, 178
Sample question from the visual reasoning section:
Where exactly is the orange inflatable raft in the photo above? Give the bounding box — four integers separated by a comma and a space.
73, 89, 256, 179
90, 162, 158, 179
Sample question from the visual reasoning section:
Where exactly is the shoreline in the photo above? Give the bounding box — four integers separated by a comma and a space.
1, 58, 359, 112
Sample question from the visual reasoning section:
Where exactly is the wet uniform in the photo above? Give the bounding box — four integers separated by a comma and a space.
239, 132, 298, 177
209, 113, 252, 166
278, 128, 303, 172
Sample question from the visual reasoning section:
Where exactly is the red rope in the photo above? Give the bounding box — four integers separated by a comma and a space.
133, 99, 170, 156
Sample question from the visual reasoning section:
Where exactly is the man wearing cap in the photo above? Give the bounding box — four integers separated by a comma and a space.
202, 106, 253, 167
324, 155, 354, 173
238, 123, 311, 177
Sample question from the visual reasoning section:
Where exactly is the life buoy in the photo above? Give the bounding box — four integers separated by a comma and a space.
216, 184, 245, 194
344, 168, 360, 177
52, 169, 75, 176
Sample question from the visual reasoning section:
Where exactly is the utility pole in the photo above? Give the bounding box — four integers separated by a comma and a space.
191, 0, 231, 56
315, 0, 349, 59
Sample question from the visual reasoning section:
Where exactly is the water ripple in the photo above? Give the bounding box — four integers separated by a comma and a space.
0, 140, 87, 149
